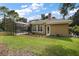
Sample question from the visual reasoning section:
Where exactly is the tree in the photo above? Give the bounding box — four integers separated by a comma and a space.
4, 18, 16, 35
0, 6, 9, 30
45, 15, 48, 19
0, 6, 9, 18
59, 3, 76, 19
17, 17, 27, 22
7, 10, 19, 21
71, 25, 79, 36
5, 10, 19, 35
41, 14, 45, 20
52, 17, 56, 19
0, 7, 19, 35
72, 9, 79, 26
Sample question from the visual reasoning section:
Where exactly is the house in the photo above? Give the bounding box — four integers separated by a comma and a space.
15, 13, 71, 36
30, 14, 71, 36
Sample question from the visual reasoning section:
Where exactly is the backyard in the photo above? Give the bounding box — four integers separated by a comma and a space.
0, 35, 79, 56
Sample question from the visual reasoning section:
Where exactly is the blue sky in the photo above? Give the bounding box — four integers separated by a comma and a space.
0, 3, 79, 21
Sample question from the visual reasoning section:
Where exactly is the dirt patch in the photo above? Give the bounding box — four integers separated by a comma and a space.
8, 49, 34, 56
0, 43, 34, 56
0, 43, 8, 56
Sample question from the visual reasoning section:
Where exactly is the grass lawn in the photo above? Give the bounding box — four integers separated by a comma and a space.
0, 35, 79, 56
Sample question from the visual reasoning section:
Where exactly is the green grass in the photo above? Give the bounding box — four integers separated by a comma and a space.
0, 35, 79, 56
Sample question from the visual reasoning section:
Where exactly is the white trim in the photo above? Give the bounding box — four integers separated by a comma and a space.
46, 25, 51, 36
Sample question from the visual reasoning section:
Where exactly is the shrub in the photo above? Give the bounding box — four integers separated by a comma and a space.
73, 25, 79, 32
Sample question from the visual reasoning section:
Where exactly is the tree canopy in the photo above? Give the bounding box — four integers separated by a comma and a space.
0, 6, 27, 35
59, 3, 76, 19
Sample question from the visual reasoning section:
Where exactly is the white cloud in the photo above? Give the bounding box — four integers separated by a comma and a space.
45, 10, 62, 19
69, 8, 79, 14
16, 3, 44, 18
51, 10, 62, 19
16, 8, 32, 17
45, 13, 48, 16
52, 10, 60, 15
27, 15, 41, 21
16, 4, 79, 20
50, 8, 79, 19
16, 7, 79, 21
31, 3, 44, 10
65, 8, 79, 18
68, 8, 79, 16
21, 5, 28, 8
45, 10, 60, 16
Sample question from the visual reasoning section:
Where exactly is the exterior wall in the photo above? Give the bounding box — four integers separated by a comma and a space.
51, 24, 69, 36
31, 24, 69, 36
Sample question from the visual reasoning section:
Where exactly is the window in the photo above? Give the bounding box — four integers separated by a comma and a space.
47, 26, 49, 33
33, 25, 36, 31
38, 25, 42, 31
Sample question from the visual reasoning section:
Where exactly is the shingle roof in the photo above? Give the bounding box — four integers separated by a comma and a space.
30, 19, 72, 25
15, 21, 29, 26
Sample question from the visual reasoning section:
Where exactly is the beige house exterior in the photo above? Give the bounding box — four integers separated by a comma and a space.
30, 19, 71, 36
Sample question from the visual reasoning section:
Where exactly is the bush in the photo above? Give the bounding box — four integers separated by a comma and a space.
71, 25, 79, 36
73, 25, 79, 32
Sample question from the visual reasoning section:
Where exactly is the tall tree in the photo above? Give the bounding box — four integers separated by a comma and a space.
0, 6, 9, 18
7, 10, 19, 21
4, 18, 16, 35
0, 7, 19, 35
72, 9, 79, 26
41, 14, 45, 20
0, 6, 9, 30
6, 10, 19, 35
59, 3, 76, 19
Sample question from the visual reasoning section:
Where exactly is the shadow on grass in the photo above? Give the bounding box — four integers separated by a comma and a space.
42, 45, 79, 56
47, 36, 72, 42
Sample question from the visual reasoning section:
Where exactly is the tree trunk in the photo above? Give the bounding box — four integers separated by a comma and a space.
3, 14, 6, 31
